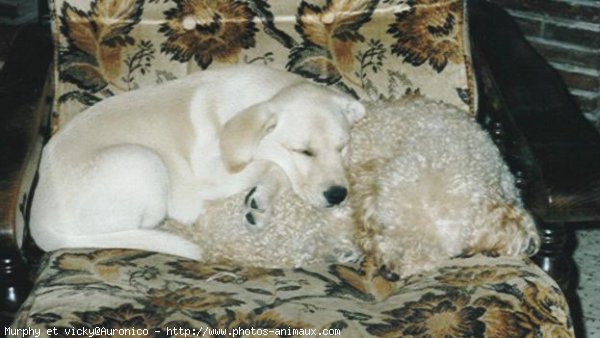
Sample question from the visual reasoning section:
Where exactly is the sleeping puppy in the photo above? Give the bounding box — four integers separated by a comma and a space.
30, 65, 364, 260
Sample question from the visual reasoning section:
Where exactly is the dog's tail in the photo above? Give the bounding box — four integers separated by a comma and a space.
30, 225, 202, 260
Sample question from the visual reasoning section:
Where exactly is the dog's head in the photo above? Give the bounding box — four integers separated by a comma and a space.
220, 83, 364, 208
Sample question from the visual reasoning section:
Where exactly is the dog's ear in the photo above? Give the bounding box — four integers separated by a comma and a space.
220, 103, 277, 173
337, 96, 365, 125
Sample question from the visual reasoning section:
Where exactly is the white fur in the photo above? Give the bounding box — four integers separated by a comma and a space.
30, 65, 364, 259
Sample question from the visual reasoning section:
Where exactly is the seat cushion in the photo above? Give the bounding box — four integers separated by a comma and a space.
11, 249, 573, 337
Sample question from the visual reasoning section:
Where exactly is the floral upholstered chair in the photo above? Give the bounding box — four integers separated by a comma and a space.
4, 0, 597, 336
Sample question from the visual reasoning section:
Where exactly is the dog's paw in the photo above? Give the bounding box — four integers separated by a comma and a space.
244, 208, 272, 229
244, 187, 264, 211
243, 165, 289, 229
244, 209, 272, 229
243, 186, 274, 229
360, 255, 400, 282
357, 255, 398, 301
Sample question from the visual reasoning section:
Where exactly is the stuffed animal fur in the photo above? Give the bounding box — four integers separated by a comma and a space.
164, 187, 358, 268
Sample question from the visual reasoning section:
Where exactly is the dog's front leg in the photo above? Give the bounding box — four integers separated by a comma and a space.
243, 165, 290, 228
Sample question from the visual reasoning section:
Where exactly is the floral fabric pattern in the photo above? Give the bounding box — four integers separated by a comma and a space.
388, 0, 465, 73
49, 0, 476, 130
159, 0, 258, 69
11, 249, 573, 337
58, 0, 145, 94
288, 0, 378, 87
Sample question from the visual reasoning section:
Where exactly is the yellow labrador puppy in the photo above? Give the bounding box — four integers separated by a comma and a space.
31, 65, 364, 259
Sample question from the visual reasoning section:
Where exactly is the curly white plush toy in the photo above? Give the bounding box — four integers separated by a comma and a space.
165, 187, 358, 268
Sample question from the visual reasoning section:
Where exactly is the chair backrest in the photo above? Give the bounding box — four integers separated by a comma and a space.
48, 0, 477, 130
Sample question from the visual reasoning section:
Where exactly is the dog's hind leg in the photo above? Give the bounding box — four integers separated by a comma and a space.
32, 144, 202, 259
76, 144, 170, 232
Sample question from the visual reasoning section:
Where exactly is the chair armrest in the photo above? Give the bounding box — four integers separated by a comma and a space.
468, 0, 600, 219
0, 24, 52, 320
468, 0, 547, 215
0, 24, 53, 249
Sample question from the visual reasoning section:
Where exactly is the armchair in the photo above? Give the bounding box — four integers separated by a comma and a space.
3, 0, 597, 336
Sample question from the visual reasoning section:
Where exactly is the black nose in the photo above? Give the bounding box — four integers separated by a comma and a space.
324, 186, 347, 206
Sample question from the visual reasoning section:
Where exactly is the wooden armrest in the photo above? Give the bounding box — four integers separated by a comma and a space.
468, 0, 600, 219
469, 3, 599, 319
468, 0, 546, 215
0, 24, 52, 323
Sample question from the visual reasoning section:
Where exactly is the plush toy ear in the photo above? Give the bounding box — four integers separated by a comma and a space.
338, 96, 366, 124
220, 103, 277, 173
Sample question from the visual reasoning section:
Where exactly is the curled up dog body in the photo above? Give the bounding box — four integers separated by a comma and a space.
348, 97, 540, 281
30, 65, 365, 260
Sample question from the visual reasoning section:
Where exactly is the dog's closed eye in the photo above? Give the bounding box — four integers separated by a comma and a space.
292, 148, 315, 157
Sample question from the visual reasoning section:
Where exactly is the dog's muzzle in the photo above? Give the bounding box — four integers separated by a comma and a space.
324, 186, 347, 206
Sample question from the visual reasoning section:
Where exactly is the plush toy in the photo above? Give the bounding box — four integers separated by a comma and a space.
165, 186, 358, 268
